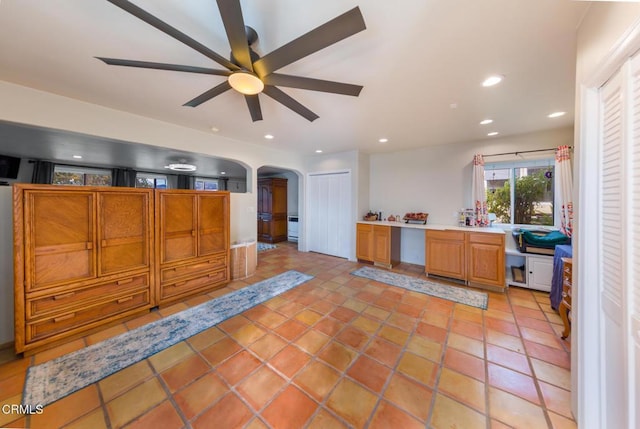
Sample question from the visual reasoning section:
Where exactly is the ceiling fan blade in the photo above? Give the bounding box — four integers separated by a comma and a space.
262, 86, 319, 122
244, 95, 263, 122
96, 57, 232, 76
263, 73, 362, 96
184, 81, 232, 107
106, 0, 239, 71
216, 0, 253, 71
252, 7, 365, 78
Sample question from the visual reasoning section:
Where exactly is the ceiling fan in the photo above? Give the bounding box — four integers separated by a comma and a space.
97, 0, 366, 122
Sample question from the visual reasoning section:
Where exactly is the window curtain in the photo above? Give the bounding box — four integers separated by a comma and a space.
472, 154, 489, 227
177, 175, 194, 190
112, 168, 136, 187
555, 145, 573, 237
31, 160, 54, 184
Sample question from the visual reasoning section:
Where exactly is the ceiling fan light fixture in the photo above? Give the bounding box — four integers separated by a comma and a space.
165, 163, 197, 172
228, 71, 264, 95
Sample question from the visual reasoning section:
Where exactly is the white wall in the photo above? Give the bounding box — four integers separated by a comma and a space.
369, 127, 573, 264
0, 187, 13, 345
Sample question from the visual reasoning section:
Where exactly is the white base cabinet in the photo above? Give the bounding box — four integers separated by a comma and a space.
506, 252, 554, 292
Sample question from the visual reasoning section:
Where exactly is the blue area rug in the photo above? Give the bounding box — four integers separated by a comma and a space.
257, 242, 277, 252
351, 266, 488, 310
23, 270, 313, 407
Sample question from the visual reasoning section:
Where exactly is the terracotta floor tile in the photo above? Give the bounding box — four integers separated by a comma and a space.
530, 358, 571, 390
200, 336, 242, 366
294, 360, 341, 401
486, 329, 525, 354
270, 345, 312, 378
488, 363, 540, 405
326, 291, 348, 305
148, 342, 194, 373
295, 329, 331, 354
425, 298, 454, 315
262, 385, 318, 429
406, 335, 442, 363
99, 360, 154, 402
0, 358, 30, 383
540, 381, 573, 419
216, 349, 261, 385
430, 393, 486, 429
173, 372, 228, 419
243, 304, 271, 321
396, 302, 423, 318
0, 395, 24, 427
276, 301, 306, 318
364, 337, 402, 367
160, 353, 210, 392
356, 291, 379, 304
347, 355, 390, 393
237, 365, 287, 411
218, 314, 251, 334
451, 319, 484, 341
157, 302, 190, 318
0, 371, 25, 400
438, 368, 486, 412
317, 341, 358, 372
85, 324, 128, 346
248, 332, 288, 360
254, 309, 288, 330
512, 305, 547, 321
106, 378, 166, 428
516, 314, 556, 333
387, 312, 417, 332
342, 298, 368, 313
326, 379, 378, 428
374, 297, 398, 311
310, 299, 337, 314
124, 312, 162, 330
415, 322, 448, 343
548, 411, 578, 429
307, 408, 349, 429
363, 305, 391, 321
383, 373, 432, 421
421, 311, 450, 329
447, 332, 485, 358
336, 326, 369, 350
443, 348, 486, 381
64, 409, 108, 429
378, 325, 410, 346
295, 309, 324, 326
488, 387, 548, 428
230, 322, 268, 347
453, 307, 483, 324
520, 327, 564, 350
510, 296, 541, 310
186, 326, 226, 351
245, 417, 270, 429
486, 344, 531, 375
369, 400, 424, 429
485, 317, 519, 336
351, 315, 382, 335
525, 340, 571, 369
33, 338, 86, 365
274, 319, 308, 341
314, 317, 345, 337
192, 393, 253, 429
330, 306, 359, 323
29, 385, 99, 428
397, 352, 437, 386
122, 400, 184, 429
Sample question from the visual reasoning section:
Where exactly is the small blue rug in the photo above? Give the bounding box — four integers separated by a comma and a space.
23, 270, 313, 407
351, 266, 488, 310
257, 242, 277, 252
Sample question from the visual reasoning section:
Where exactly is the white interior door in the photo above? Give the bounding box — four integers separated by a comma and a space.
307, 172, 351, 258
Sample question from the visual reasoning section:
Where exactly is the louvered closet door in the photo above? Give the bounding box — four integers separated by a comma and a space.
599, 68, 627, 429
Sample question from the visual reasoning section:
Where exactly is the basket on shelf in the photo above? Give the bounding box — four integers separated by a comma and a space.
403, 212, 429, 224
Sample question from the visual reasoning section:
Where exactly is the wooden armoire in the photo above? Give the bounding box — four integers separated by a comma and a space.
13, 184, 230, 354
257, 178, 288, 243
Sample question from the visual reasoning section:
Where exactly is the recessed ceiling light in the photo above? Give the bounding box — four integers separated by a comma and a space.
482, 75, 503, 87
479, 119, 493, 125
548, 111, 566, 118
378, 138, 388, 143
72, 155, 83, 159
164, 163, 197, 172
487, 132, 499, 137
220, 171, 226, 175
315, 150, 323, 153
264, 134, 274, 139
210, 126, 219, 132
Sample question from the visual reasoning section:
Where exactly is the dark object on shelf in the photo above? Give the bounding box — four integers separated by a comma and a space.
512, 228, 570, 256
511, 265, 526, 283
0, 155, 20, 179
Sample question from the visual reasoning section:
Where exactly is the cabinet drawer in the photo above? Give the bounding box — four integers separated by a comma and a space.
27, 274, 149, 320
426, 230, 465, 241
161, 255, 226, 283
26, 289, 150, 343
161, 268, 227, 300
467, 232, 504, 245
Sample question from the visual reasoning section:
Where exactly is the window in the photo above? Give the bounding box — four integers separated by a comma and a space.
135, 173, 167, 189
53, 166, 112, 186
485, 159, 555, 226
195, 178, 219, 191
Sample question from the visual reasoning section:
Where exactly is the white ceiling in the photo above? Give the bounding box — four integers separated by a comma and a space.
0, 0, 589, 162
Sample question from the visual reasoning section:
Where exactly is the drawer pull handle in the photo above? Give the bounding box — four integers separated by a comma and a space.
54, 313, 75, 323
117, 278, 134, 285
53, 292, 75, 300
86, 242, 93, 250
175, 281, 187, 286
191, 230, 196, 237
117, 296, 134, 304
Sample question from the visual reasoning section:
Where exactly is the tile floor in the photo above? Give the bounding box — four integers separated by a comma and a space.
0, 242, 576, 428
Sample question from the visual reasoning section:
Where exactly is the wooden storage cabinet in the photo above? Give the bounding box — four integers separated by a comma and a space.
156, 190, 230, 305
467, 232, 505, 288
425, 230, 466, 280
257, 178, 287, 243
14, 185, 155, 353
560, 258, 573, 339
356, 223, 400, 268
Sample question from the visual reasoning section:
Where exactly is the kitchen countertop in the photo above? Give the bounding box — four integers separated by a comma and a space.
357, 220, 506, 234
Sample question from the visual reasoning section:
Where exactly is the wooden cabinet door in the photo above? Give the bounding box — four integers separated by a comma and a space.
372, 225, 391, 264
257, 181, 272, 214
198, 193, 229, 255
425, 230, 466, 280
98, 190, 152, 275
157, 191, 197, 263
24, 190, 96, 291
467, 233, 505, 288
271, 180, 287, 215
356, 224, 373, 261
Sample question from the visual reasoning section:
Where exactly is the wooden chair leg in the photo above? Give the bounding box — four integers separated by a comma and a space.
559, 301, 571, 339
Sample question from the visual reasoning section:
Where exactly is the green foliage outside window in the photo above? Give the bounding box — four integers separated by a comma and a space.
487, 169, 553, 226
